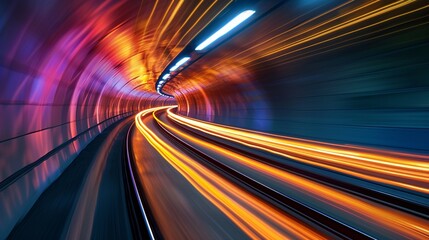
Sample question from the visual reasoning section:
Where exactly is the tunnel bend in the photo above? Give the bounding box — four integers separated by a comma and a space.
1, 0, 429, 239
166, 0, 429, 153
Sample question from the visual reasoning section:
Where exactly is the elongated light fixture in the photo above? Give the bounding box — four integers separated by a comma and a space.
162, 73, 170, 80
169, 57, 191, 72
195, 10, 255, 51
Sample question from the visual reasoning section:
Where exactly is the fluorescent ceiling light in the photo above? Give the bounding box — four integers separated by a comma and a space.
195, 10, 255, 51
169, 57, 190, 71
162, 74, 170, 80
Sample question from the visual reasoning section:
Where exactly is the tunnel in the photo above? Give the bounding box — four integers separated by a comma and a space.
1, 0, 429, 239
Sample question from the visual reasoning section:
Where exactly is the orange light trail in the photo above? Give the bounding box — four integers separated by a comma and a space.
135, 106, 327, 240
207, 0, 426, 70
246, 1, 429, 67
151, 0, 184, 56
114, 0, 234, 93
154, 107, 429, 238
157, 0, 205, 66
167, 108, 429, 194
159, 0, 233, 69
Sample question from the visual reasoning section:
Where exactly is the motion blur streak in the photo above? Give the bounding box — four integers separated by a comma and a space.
148, 107, 429, 239
65, 119, 131, 240
224, 0, 425, 67
2, 0, 429, 239
135, 106, 326, 240
259, 0, 411, 57
167, 108, 429, 194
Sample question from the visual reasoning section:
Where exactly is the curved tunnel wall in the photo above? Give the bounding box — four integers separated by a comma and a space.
1, 0, 429, 237
168, 1, 429, 153
0, 1, 174, 236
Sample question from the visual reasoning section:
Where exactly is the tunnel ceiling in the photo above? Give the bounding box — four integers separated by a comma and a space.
1, 0, 248, 99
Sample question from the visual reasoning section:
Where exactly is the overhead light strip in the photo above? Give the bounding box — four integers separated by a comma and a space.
195, 10, 255, 51
162, 73, 170, 80
169, 57, 191, 72
157, 9, 257, 96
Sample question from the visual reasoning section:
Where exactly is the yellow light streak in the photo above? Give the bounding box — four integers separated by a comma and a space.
246, 1, 428, 67
167, 108, 429, 194
207, 0, 422, 71
152, 0, 184, 55
157, 0, 205, 67
130, 0, 233, 93
245, 0, 413, 65
139, 0, 159, 52
135, 106, 327, 239
162, 0, 233, 68
155, 107, 429, 238
219, 0, 359, 67
146, 0, 176, 60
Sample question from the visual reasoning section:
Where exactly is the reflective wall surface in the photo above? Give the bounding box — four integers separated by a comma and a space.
0, 0, 174, 236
